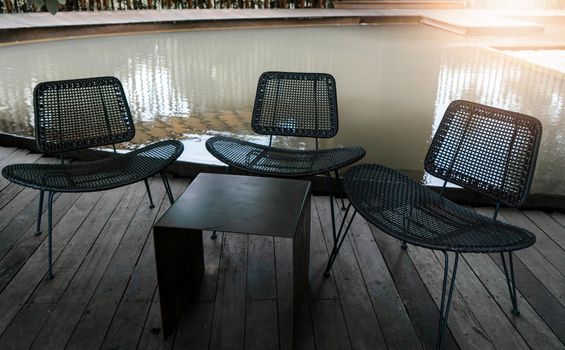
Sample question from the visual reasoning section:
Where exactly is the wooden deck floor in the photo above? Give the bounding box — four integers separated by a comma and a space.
0, 146, 563, 349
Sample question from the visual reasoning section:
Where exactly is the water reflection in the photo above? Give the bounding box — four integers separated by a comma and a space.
432, 45, 565, 194
0, 26, 563, 195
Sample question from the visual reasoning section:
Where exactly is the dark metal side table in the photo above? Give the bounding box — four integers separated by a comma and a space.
153, 173, 311, 344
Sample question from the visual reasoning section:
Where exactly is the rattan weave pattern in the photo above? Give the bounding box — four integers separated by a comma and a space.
2, 140, 183, 193
34, 77, 134, 154
425, 100, 542, 207
344, 164, 535, 253
206, 136, 365, 177
252, 72, 338, 138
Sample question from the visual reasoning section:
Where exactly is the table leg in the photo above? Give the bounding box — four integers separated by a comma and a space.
153, 227, 204, 338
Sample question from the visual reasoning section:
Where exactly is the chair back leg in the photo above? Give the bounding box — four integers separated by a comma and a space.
323, 204, 356, 277
437, 252, 459, 350
501, 251, 520, 315
47, 191, 55, 280
144, 178, 156, 209
160, 172, 174, 205
35, 190, 44, 236
334, 169, 346, 211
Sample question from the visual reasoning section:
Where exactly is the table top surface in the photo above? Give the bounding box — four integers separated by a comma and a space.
154, 173, 311, 238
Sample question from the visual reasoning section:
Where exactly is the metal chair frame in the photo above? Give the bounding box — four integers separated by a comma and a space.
323, 100, 542, 349
2, 77, 183, 279
206, 71, 365, 241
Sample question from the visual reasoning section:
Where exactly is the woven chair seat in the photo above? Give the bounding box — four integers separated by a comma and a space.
2, 140, 183, 193
345, 164, 536, 253
206, 135, 366, 177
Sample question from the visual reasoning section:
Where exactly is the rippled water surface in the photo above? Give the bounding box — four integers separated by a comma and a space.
0, 26, 563, 195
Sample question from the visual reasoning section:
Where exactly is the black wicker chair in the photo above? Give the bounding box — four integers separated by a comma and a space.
2, 77, 184, 279
325, 100, 542, 349
205, 71, 366, 240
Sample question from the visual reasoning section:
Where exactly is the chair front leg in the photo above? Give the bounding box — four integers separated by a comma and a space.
47, 191, 55, 280
323, 205, 356, 277
501, 251, 520, 315
35, 190, 44, 236
160, 171, 174, 205
436, 251, 459, 350
144, 178, 155, 209
333, 169, 346, 211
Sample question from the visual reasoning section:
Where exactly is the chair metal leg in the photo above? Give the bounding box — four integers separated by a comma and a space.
323, 204, 356, 277
144, 178, 155, 209
333, 169, 346, 210
160, 172, 174, 205
501, 251, 520, 315
47, 191, 55, 280
436, 251, 459, 350
35, 190, 44, 236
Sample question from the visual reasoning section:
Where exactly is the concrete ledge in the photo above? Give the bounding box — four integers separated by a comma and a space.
0, 16, 364, 44
334, 1, 463, 9
1, 8, 562, 45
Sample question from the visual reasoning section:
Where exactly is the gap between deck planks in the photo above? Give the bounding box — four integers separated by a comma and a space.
0, 148, 563, 349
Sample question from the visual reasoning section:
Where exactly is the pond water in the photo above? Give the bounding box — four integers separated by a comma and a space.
0, 25, 564, 195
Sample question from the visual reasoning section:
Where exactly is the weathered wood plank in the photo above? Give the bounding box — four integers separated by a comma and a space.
173, 301, 215, 350
0, 150, 42, 193
308, 199, 339, 300
348, 212, 422, 349
0, 156, 58, 211
247, 235, 276, 300
501, 209, 565, 274
137, 290, 175, 350
0, 303, 53, 349
524, 211, 565, 252
406, 245, 494, 349
100, 177, 190, 350
0, 146, 16, 161
27, 181, 148, 347
245, 299, 279, 350
310, 299, 352, 350
64, 178, 169, 349
0, 157, 74, 267
32, 185, 129, 305
196, 230, 225, 301
26, 185, 131, 349
369, 223, 460, 349
0, 185, 42, 233
551, 213, 565, 242
0, 192, 79, 291
432, 250, 529, 350
274, 235, 316, 350
489, 251, 565, 345
314, 196, 389, 350
209, 233, 248, 350
476, 208, 565, 307
0, 190, 104, 336
463, 252, 564, 348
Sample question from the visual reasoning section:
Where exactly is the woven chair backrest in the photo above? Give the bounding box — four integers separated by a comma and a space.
34, 76, 135, 154
251, 71, 338, 139
425, 100, 542, 207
